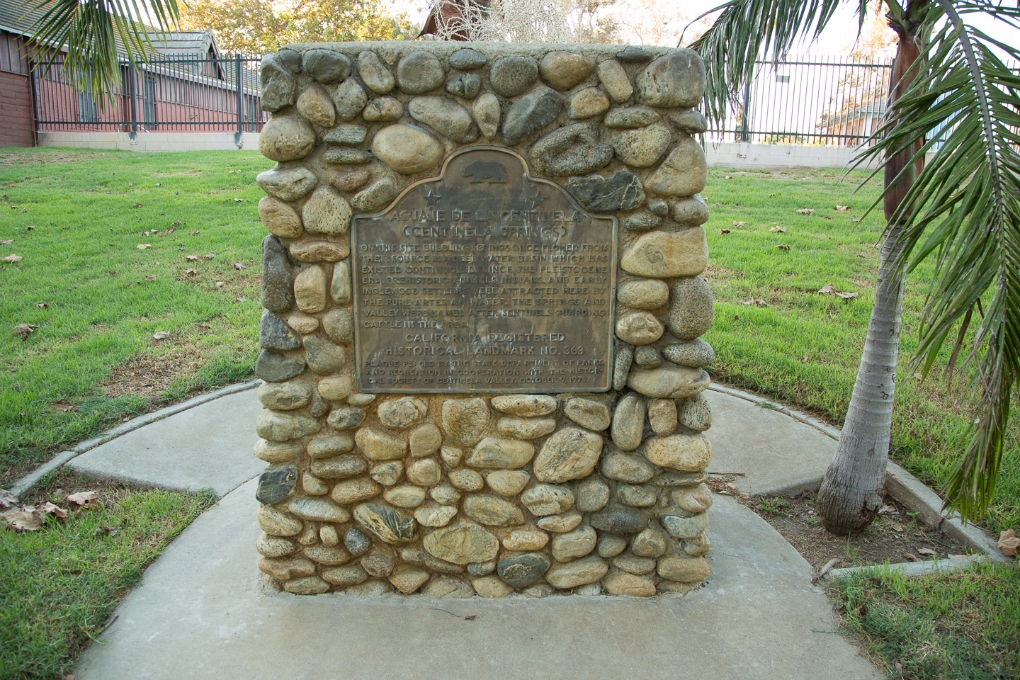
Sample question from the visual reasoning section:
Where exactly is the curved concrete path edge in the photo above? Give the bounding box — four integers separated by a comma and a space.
9, 381, 260, 498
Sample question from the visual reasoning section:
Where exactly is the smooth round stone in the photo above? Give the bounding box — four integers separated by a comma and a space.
667, 276, 714, 341
323, 124, 367, 146
397, 51, 445, 94
424, 524, 499, 564
357, 50, 394, 93
306, 433, 355, 459
258, 196, 302, 239
617, 46, 653, 63
257, 378, 309, 410
679, 393, 712, 431
449, 468, 485, 492
613, 346, 633, 392
353, 503, 418, 545
533, 428, 603, 483
355, 427, 407, 461
309, 455, 364, 480
671, 194, 710, 226
501, 88, 563, 146
596, 59, 633, 102
601, 449, 655, 483
674, 483, 713, 513
255, 350, 304, 383
637, 345, 664, 370
551, 525, 597, 561
377, 397, 427, 429
485, 470, 531, 496
611, 123, 672, 168
446, 72, 481, 99
605, 106, 659, 129
258, 504, 303, 537
303, 336, 344, 374
442, 398, 490, 446
521, 484, 574, 516
316, 374, 352, 400
289, 240, 349, 263
618, 485, 656, 507
296, 84, 335, 127
259, 309, 301, 352
546, 556, 609, 589
617, 279, 669, 310
407, 458, 442, 486
344, 527, 371, 556
589, 508, 648, 535
536, 510, 582, 533
491, 394, 557, 416
658, 556, 710, 582
620, 229, 709, 279
423, 577, 474, 598
473, 575, 513, 598
383, 485, 427, 508
490, 55, 539, 96
597, 533, 628, 558
259, 555, 315, 581
660, 513, 710, 540
635, 49, 706, 108
302, 186, 351, 236
330, 478, 381, 505
257, 166, 317, 201
627, 364, 710, 400
644, 433, 712, 472
645, 136, 708, 197
663, 338, 715, 367
623, 212, 662, 231
331, 78, 367, 121
502, 529, 549, 551
466, 437, 535, 469
464, 494, 525, 526
468, 561, 495, 577
496, 417, 557, 440
322, 147, 371, 165
257, 532, 296, 558
256, 465, 297, 504
260, 55, 296, 111
564, 397, 611, 431
631, 527, 668, 557
567, 172, 644, 212
449, 48, 487, 70
331, 261, 351, 304
256, 409, 320, 442
326, 167, 370, 193
575, 477, 610, 512
408, 96, 478, 143
648, 199, 669, 216
604, 570, 656, 596
260, 115, 315, 162
670, 109, 709, 134
430, 484, 461, 506
372, 124, 444, 174
390, 569, 430, 594
362, 97, 403, 122
539, 51, 593, 90
288, 496, 350, 523
497, 552, 550, 588
567, 86, 611, 120
321, 565, 368, 587
302, 49, 350, 84
370, 461, 404, 486
648, 398, 678, 435
615, 311, 664, 346
254, 439, 301, 464
472, 93, 500, 138
409, 423, 443, 457
530, 123, 612, 177
414, 502, 458, 527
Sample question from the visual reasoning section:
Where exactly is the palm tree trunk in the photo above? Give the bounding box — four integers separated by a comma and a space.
817, 12, 924, 534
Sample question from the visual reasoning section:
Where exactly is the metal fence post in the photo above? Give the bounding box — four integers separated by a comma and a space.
235, 54, 244, 145
127, 62, 138, 141
28, 58, 41, 146
739, 77, 751, 143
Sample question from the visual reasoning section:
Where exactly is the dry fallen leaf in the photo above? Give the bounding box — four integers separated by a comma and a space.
11, 324, 39, 340
205, 253, 216, 260
197, 324, 211, 333
770, 226, 786, 233
25, 225, 34, 230
233, 198, 243, 202
776, 244, 790, 250
153, 331, 170, 341
67, 491, 99, 508
904, 553, 919, 562
235, 296, 246, 302
0, 239, 13, 245
0, 488, 18, 509
724, 175, 732, 179
36, 302, 48, 309
137, 244, 152, 250
172, 220, 183, 226
740, 297, 768, 307
949, 554, 968, 559
918, 548, 936, 556
835, 205, 852, 212
3, 509, 43, 531
892, 524, 905, 532
232, 262, 246, 270
133, 203, 143, 208
3, 254, 22, 263
185, 255, 199, 262
835, 291, 859, 299
145, 275, 157, 281
719, 228, 731, 234
215, 281, 226, 288
732, 221, 747, 227
878, 504, 898, 515
184, 268, 197, 276
796, 208, 815, 215
190, 230, 200, 236
42, 502, 67, 519
999, 529, 1020, 557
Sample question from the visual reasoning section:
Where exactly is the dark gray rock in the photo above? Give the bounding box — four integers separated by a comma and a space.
648, 199, 669, 216
567, 172, 645, 212
634, 346, 662, 368
623, 212, 662, 230
323, 124, 367, 145
256, 465, 297, 504
530, 123, 612, 177
670, 109, 709, 134
589, 507, 648, 534
667, 276, 714, 341
613, 345, 633, 392
353, 503, 418, 545
344, 527, 372, 556
332, 78, 368, 121
490, 56, 539, 97
255, 350, 305, 382
301, 49, 351, 84
446, 73, 481, 99
497, 552, 550, 588
322, 147, 372, 165
327, 407, 365, 430
670, 194, 710, 226
261, 235, 294, 314
501, 88, 563, 146
408, 96, 479, 143
662, 338, 715, 367
304, 336, 346, 374
260, 55, 296, 112
260, 310, 301, 351
396, 51, 445, 94
652, 471, 707, 487
309, 389, 329, 418
635, 49, 707, 108
605, 106, 659, 129
616, 46, 654, 63
276, 49, 301, 73
449, 48, 487, 70
310, 455, 365, 479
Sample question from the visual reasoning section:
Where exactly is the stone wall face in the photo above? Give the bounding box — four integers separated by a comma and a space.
253, 42, 715, 597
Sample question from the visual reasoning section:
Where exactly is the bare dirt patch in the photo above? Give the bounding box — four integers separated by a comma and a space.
709, 479, 975, 571
0, 150, 103, 168
99, 340, 207, 399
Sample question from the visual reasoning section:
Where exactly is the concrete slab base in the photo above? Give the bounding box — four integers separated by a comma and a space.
703, 388, 837, 496
75, 478, 881, 680
68, 389, 265, 497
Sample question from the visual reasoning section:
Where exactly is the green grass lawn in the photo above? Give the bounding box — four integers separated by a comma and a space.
0, 148, 274, 485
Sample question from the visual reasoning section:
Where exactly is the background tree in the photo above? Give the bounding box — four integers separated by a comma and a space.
424, 0, 617, 43
692, 0, 1020, 532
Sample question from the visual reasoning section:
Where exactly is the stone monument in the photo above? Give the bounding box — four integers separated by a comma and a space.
253, 42, 715, 597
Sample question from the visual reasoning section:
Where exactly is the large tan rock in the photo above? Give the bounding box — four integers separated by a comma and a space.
423, 524, 499, 564
657, 556, 710, 582
466, 438, 535, 469
302, 186, 352, 236
355, 427, 407, 461
533, 427, 603, 483
259, 115, 315, 161
372, 124, 444, 174
620, 228, 708, 278
627, 364, 710, 399
258, 196, 302, 238
442, 397, 489, 446
545, 556, 609, 589
644, 136, 708, 197
642, 432, 712, 471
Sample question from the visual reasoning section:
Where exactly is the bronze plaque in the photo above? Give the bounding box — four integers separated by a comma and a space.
351, 147, 616, 393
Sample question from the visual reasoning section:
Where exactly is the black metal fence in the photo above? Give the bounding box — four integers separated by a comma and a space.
32, 52, 900, 148
31, 54, 267, 137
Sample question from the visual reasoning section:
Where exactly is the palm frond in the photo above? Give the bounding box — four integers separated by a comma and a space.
27, 0, 181, 106
689, 0, 869, 127
855, 1, 1020, 520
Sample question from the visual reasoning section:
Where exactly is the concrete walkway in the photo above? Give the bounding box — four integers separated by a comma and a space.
63, 384, 882, 680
